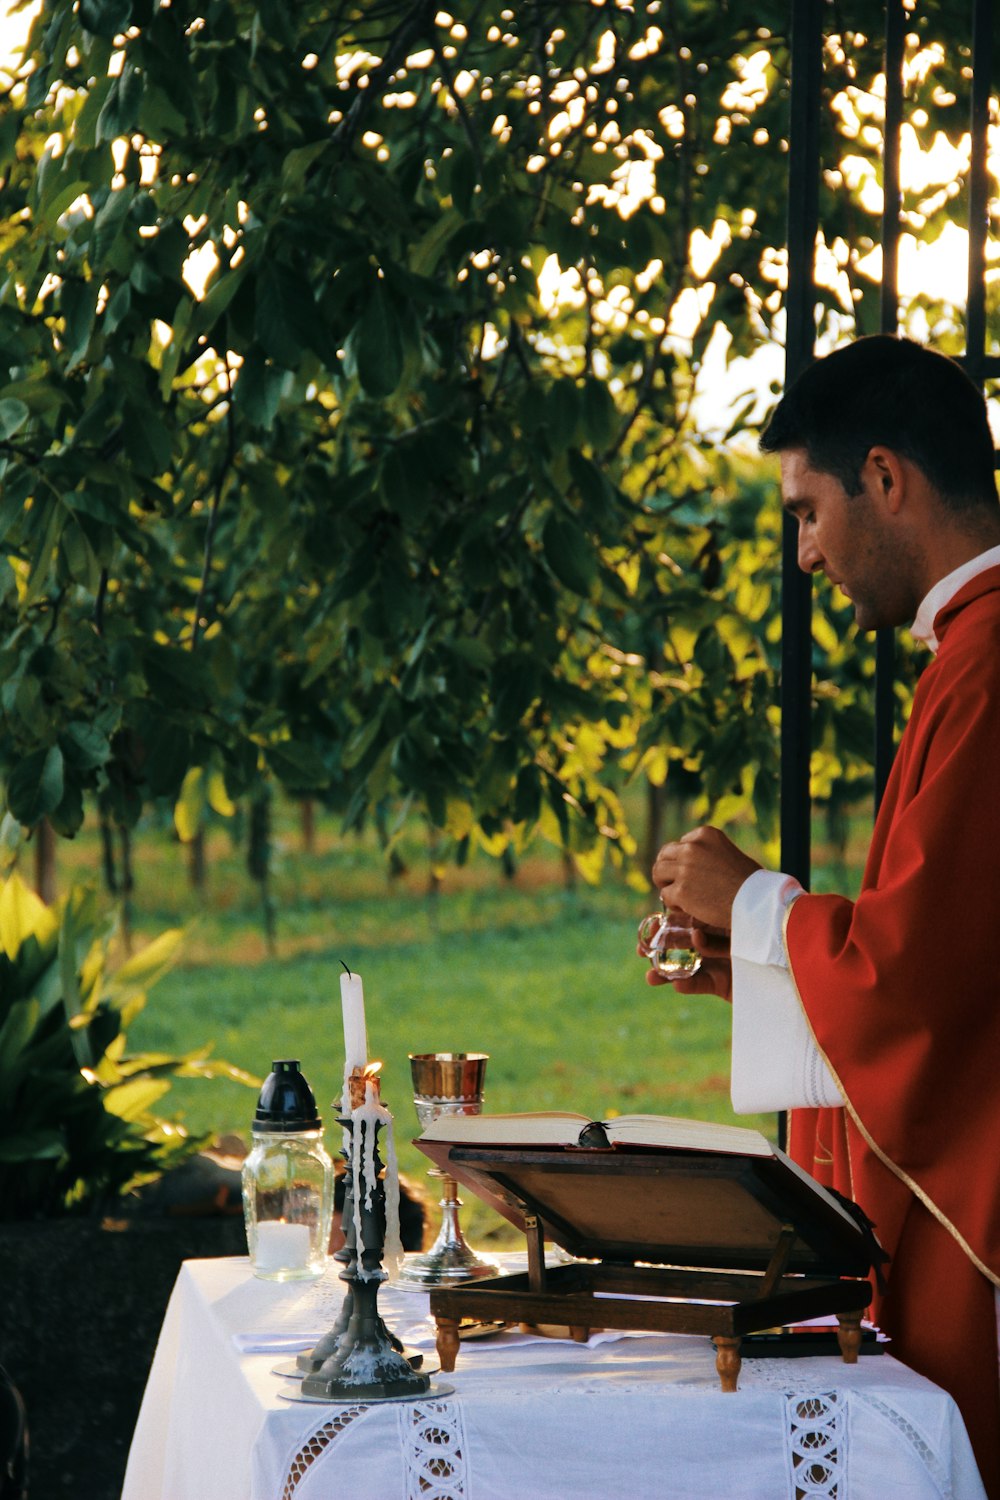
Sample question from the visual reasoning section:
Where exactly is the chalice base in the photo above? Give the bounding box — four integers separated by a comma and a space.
395, 1172, 501, 1290
396, 1242, 502, 1290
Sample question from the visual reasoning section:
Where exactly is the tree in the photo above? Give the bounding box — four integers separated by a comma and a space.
0, 1, 984, 877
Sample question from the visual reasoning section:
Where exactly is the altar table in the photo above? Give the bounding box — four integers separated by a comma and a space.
122, 1255, 987, 1500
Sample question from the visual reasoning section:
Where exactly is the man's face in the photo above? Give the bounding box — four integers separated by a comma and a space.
779, 446, 916, 632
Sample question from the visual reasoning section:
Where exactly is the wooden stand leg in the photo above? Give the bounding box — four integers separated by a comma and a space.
569, 1326, 590, 1343
836, 1309, 863, 1364
435, 1316, 461, 1373
714, 1336, 742, 1392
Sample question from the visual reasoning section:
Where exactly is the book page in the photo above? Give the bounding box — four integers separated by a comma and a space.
418, 1112, 589, 1146
606, 1115, 773, 1157
418, 1111, 773, 1156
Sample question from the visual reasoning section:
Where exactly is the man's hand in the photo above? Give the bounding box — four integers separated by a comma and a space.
651, 826, 761, 931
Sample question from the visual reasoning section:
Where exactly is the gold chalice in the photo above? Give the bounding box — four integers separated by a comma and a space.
395, 1051, 502, 1290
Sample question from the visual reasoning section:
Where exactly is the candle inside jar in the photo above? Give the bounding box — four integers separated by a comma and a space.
254, 1219, 311, 1272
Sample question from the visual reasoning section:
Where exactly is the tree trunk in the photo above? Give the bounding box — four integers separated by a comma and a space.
33, 818, 57, 905
187, 828, 206, 890
100, 812, 118, 895
248, 786, 277, 956
643, 779, 666, 882
119, 822, 135, 955
300, 798, 315, 854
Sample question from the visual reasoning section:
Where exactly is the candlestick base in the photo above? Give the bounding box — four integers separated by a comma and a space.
300, 1272, 432, 1401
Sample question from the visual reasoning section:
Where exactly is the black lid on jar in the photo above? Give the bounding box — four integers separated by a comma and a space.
253, 1060, 322, 1132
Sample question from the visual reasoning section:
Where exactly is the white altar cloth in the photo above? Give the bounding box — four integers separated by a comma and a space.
123, 1255, 988, 1500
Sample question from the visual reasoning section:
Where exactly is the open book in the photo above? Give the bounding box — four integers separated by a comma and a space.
418, 1110, 867, 1244
420, 1110, 772, 1156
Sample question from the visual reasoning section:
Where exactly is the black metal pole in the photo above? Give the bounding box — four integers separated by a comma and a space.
965, 0, 992, 390
777, 0, 823, 1152
873, 0, 906, 810
780, 0, 822, 898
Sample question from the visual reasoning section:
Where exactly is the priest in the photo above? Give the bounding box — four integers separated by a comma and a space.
649, 336, 1000, 1498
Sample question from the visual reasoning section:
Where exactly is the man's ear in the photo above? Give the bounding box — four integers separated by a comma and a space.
863, 446, 907, 514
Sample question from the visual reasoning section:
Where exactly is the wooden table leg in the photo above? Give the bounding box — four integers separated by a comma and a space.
714, 1336, 742, 1392
836, 1309, 863, 1363
435, 1316, 461, 1373
569, 1326, 590, 1343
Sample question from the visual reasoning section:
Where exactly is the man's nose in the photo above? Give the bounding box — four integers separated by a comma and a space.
797, 529, 824, 575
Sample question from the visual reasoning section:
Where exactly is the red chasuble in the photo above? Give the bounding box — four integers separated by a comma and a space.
786, 565, 1000, 1498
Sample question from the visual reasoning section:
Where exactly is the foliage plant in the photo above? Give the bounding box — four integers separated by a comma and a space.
0, 0, 979, 878
0, 869, 255, 1221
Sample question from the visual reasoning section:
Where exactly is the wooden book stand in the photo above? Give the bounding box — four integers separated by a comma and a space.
416, 1131, 878, 1391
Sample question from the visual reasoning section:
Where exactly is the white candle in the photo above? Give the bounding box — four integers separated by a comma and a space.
254, 1219, 311, 1272
350, 1076, 403, 1281
340, 969, 368, 1075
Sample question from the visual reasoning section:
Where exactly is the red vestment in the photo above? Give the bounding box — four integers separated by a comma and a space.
785, 565, 1000, 1498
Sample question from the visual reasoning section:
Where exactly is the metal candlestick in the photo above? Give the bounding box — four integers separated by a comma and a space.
297, 1102, 431, 1401
395, 1052, 501, 1291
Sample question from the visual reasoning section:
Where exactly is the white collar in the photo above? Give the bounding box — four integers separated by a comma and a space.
910, 544, 1000, 654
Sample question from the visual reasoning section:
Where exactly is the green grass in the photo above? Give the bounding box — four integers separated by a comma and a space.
43, 796, 868, 1246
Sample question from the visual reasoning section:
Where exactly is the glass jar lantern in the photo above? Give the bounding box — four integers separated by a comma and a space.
242, 1059, 334, 1282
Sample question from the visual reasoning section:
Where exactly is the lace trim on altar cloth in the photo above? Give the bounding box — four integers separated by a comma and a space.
276, 1372, 950, 1500
857, 1393, 953, 1498
769, 1381, 951, 1500
281, 1405, 369, 1498
784, 1391, 846, 1500
399, 1398, 468, 1500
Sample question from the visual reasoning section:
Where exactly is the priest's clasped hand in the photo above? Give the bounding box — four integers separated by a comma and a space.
652, 825, 761, 929
642, 826, 762, 1000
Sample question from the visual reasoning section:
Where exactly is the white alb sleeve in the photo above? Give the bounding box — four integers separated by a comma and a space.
729, 869, 844, 1114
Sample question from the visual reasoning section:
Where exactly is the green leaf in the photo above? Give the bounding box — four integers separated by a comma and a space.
568, 449, 613, 526
581, 378, 618, 451
355, 284, 404, 398
61, 722, 111, 774
409, 208, 464, 276
103, 1076, 172, 1121
542, 513, 596, 596
6, 746, 66, 827
380, 445, 430, 523
91, 184, 132, 260
342, 715, 385, 771
446, 637, 492, 670
234, 352, 285, 430
60, 280, 100, 368
0, 400, 29, 441
0, 875, 56, 960
123, 403, 173, 476
174, 767, 205, 842
79, 0, 133, 40
255, 266, 319, 368
265, 742, 330, 791
113, 927, 183, 997
0, 1131, 65, 1163
23, 498, 66, 606
39, 179, 91, 231
548, 380, 580, 449
59, 519, 101, 591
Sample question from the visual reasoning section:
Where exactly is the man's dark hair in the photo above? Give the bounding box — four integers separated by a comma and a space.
759, 335, 999, 511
